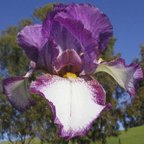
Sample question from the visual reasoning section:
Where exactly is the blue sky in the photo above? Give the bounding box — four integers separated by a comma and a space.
0, 0, 144, 63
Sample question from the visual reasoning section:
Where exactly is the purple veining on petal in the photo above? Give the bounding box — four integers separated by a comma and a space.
54, 3, 113, 53
42, 4, 66, 38
17, 24, 48, 62
54, 12, 98, 74
96, 58, 143, 96
108, 58, 143, 96
3, 77, 34, 111
42, 3, 101, 74
37, 39, 59, 73
127, 64, 143, 96
30, 74, 106, 139
51, 21, 82, 53
42, 7, 84, 73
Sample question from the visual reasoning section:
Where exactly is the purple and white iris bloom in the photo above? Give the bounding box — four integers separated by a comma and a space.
3, 3, 143, 139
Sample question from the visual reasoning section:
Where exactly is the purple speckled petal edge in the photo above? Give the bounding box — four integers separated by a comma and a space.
30, 74, 107, 139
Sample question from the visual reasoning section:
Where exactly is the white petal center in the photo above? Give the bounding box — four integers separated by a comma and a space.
38, 77, 105, 137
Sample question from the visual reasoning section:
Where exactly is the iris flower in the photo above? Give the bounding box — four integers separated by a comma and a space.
3, 3, 143, 139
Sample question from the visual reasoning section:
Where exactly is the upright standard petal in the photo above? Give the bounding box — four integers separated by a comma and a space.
30, 74, 106, 139
54, 3, 113, 52
3, 77, 34, 111
95, 58, 143, 96
53, 3, 113, 74
44, 20, 97, 74
17, 24, 47, 62
43, 5, 99, 74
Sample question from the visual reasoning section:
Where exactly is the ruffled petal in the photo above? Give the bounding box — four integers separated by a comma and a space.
52, 22, 98, 74
95, 58, 143, 96
51, 22, 82, 52
30, 74, 106, 139
3, 76, 34, 111
54, 3, 113, 53
17, 24, 47, 62
43, 5, 98, 74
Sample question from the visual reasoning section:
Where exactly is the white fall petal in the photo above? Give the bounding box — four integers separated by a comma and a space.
30, 74, 106, 139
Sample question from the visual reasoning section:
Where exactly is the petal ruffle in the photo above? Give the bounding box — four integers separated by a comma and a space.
17, 24, 47, 62
52, 22, 98, 74
42, 4, 99, 74
95, 58, 143, 96
30, 74, 106, 139
3, 77, 34, 111
54, 3, 113, 53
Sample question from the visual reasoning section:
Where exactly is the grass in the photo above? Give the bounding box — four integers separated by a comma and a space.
107, 126, 144, 144
1, 126, 144, 144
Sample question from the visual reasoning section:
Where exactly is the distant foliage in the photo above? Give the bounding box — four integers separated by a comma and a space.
33, 3, 55, 21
